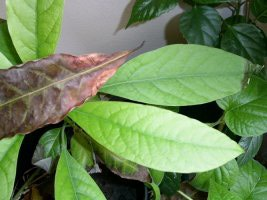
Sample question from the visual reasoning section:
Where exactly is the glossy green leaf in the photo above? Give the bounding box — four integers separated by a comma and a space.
159, 172, 181, 196
221, 23, 267, 65
191, 159, 239, 192
0, 21, 21, 64
69, 101, 243, 173
230, 160, 267, 200
6, 0, 64, 62
179, 6, 222, 46
208, 180, 242, 200
0, 52, 12, 69
127, 0, 178, 27
71, 129, 94, 169
217, 76, 267, 136
149, 168, 165, 185
251, 0, 267, 23
55, 149, 106, 200
0, 135, 24, 200
101, 44, 248, 106
237, 136, 263, 166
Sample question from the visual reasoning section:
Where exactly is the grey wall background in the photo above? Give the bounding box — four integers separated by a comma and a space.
0, 0, 264, 57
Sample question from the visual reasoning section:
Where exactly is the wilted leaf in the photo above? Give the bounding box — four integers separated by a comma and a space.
0, 135, 24, 200
101, 45, 250, 106
251, 0, 267, 23
127, 0, 178, 27
0, 50, 131, 139
6, 0, 64, 62
69, 101, 243, 173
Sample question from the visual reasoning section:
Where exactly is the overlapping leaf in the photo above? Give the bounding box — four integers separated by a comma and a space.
6, 0, 65, 62
251, 0, 267, 23
0, 50, 131, 139
0, 53, 12, 69
69, 101, 243, 173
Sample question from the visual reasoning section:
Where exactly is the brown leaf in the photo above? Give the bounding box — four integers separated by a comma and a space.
0, 50, 132, 139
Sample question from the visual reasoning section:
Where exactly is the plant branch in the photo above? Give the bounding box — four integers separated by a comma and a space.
178, 190, 194, 200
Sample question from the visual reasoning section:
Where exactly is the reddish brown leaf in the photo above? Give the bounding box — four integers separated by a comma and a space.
0, 50, 132, 139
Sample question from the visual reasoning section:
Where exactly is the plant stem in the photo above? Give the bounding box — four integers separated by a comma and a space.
245, 0, 251, 22
61, 122, 67, 150
178, 190, 194, 200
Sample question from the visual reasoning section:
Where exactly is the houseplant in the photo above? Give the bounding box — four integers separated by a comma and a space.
0, 1, 266, 200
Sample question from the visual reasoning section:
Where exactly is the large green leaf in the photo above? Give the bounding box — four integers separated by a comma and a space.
0, 135, 24, 200
179, 6, 222, 47
6, 0, 64, 62
251, 0, 267, 23
208, 180, 242, 200
237, 136, 263, 166
221, 23, 267, 65
101, 44, 249, 106
191, 159, 239, 192
217, 76, 267, 136
230, 160, 267, 200
127, 0, 178, 27
69, 101, 243, 173
0, 52, 12, 69
0, 21, 21, 64
55, 149, 106, 200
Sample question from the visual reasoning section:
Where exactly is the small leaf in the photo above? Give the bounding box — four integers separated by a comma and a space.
237, 136, 263, 166
0, 50, 131, 139
69, 101, 243, 173
71, 129, 94, 169
179, 6, 222, 47
191, 159, 239, 192
0, 21, 21, 65
159, 172, 181, 196
0, 53, 12, 69
127, 0, 178, 27
217, 76, 267, 136
55, 149, 106, 200
230, 160, 267, 200
0, 135, 24, 200
6, 0, 65, 62
221, 23, 267, 65
208, 180, 242, 200
251, 0, 267, 23
101, 44, 249, 106
149, 168, 165, 185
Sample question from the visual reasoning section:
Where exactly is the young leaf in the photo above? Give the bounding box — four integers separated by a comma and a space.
0, 21, 21, 65
69, 101, 243, 173
230, 160, 267, 200
0, 53, 12, 69
208, 180, 242, 200
101, 44, 249, 106
0, 135, 24, 200
0, 50, 131, 139
237, 136, 263, 166
217, 76, 267, 136
159, 172, 181, 196
251, 0, 267, 23
55, 149, 106, 200
179, 6, 222, 47
6, 0, 64, 62
127, 0, 178, 27
221, 23, 267, 65
191, 159, 239, 192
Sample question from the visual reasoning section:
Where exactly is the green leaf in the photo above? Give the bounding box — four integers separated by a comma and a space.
191, 159, 239, 192
69, 101, 243, 173
145, 182, 161, 200
221, 23, 267, 65
217, 76, 267, 136
237, 136, 263, 166
193, 0, 238, 4
127, 0, 177, 27
101, 44, 249, 106
71, 128, 94, 169
208, 180, 242, 200
230, 160, 267, 200
55, 149, 106, 200
0, 135, 24, 200
179, 6, 222, 47
0, 52, 12, 69
159, 172, 181, 196
149, 168, 165, 185
6, 0, 64, 62
0, 21, 21, 65
251, 0, 267, 23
